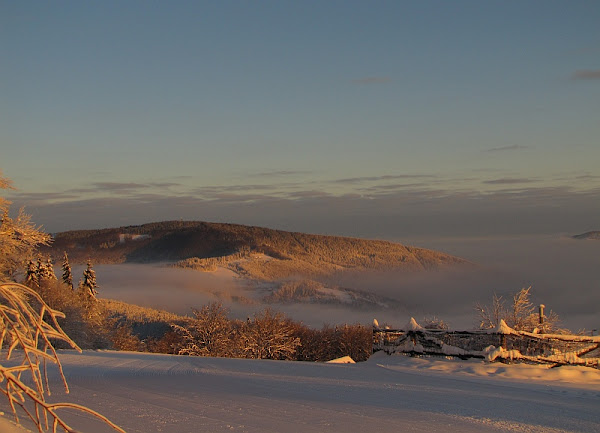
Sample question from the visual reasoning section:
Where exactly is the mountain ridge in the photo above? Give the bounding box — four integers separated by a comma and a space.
572, 231, 600, 240
44, 220, 471, 279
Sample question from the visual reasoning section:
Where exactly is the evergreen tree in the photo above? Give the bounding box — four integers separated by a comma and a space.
61, 251, 73, 289
36, 256, 56, 282
45, 257, 57, 280
36, 256, 45, 281
24, 259, 38, 287
80, 260, 98, 298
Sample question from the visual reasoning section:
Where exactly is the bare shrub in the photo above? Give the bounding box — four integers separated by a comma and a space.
295, 323, 371, 362
241, 308, 300, 360
110, 323, 143, 352
476, 287, 565, 333
171, 303, 372, 362
172, 302, 236, 357
145, 330, 184, 354
331, 324, 372, 362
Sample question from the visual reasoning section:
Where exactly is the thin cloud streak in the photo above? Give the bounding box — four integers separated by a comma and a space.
249, 170, 315, 178
359, 183, 430, 192
6, 191, 80, 202
332, 174, 435, 184
93, 182, 151, 191
69, 182, 183, 195
352, 76, 391, 84
483, 178, 536, 185
571, 69, 600, 80
287, 190, 332, 199
485, 145, 530, 153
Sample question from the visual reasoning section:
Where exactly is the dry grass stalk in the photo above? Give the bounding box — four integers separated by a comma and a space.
0, 282, 125, 433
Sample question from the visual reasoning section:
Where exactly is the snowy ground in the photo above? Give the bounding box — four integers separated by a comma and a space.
2, 350, 599, 433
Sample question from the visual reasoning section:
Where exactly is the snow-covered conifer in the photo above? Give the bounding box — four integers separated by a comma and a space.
36, 256, 56, 282
45, 257, 57, 280
61, 251, 73, 289
80, 260, 98, 298
24, 260, 38, 287
36, 256, 45, 281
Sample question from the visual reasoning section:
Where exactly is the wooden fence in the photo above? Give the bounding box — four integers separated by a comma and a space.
373, 319, 600, 368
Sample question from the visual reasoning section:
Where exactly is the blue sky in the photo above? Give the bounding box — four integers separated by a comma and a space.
2, 1, 599, 237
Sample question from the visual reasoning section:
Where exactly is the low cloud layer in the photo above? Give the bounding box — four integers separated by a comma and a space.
9, 182, 600, 240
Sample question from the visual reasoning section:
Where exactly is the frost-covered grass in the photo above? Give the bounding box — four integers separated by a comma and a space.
1, 350, 599, 433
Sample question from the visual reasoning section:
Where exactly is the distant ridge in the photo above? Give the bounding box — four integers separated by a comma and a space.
572, 231, 600, 240
44, 221, 470, 279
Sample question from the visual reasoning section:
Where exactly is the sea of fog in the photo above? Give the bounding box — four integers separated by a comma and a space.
85, 234, 599, 332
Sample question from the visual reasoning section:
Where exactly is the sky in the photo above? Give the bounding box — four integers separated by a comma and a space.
1, 1, 599, 238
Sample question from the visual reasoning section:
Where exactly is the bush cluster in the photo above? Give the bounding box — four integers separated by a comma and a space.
108, 301, 372, 362
170, 303, 372, 362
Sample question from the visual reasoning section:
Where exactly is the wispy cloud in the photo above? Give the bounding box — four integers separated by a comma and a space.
92, 182, 151, 191
150, 182, 181, 188
360, 183, 429, 192
249, 170, 315, 178
66, 182, 181, 196
485, 145, 530, 153
11, 181, 600, 240
332, 174, 435, 184
194, 184, 280, 195
482, 178, 536, 185
6, 191, 80, 202
352, 76, 391, 84
286, 190, 332, 199
571, 69, 600, 80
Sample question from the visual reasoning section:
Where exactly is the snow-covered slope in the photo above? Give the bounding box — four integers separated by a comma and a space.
1, 351, 599, 433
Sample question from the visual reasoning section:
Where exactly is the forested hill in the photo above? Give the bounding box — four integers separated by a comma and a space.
572, 231, 600, 240
44, 221, 470, 277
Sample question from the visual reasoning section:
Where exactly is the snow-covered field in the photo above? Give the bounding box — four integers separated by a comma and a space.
2, 350, 599, 433
4, 235, 591, 432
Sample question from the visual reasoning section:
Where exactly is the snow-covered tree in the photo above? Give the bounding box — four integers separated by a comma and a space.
80, 260, 98, 298
61, 251, 73, 289
24, 259, 38, 287
43, 256, 57, 280
36, 256, 45, 280
0, 173, 50, 281
35, 256, 56, 282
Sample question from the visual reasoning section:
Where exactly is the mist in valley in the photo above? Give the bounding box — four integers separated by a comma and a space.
88, 234, 598, 332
